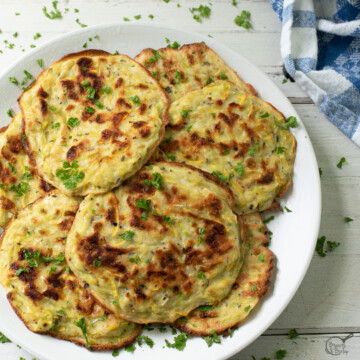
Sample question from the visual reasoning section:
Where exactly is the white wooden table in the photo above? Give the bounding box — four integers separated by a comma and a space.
0, 1, 359, 359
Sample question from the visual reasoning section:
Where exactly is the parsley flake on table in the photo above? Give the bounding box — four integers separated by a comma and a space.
33, 32, 41, 40
73, 318, 91, 348
37, 59, 43, 67
149, 14, 154, 19
234, 10, 252, 29
275, 350, 287, 359
327, 241, 340, 252
190, 5, 211, 22
136, 335, 154, 348
56, 160, 85, 190
13, 32, 18, 38
6, 109, 12, 118
315, 236, 326, 257
165, 333, 190, 351
337, 157, 346, 168
43, 1, 62, 19
282, 79, 288, 84
76, 18, 87, 27
134, 14, 141, 20
319, 167, 322, 176
123, 17, 130, 21
166, 39, 180, 49
9, 76, 18, 85
289, 328, 299, 339
345, 217, 353, 223
284, 206, 292, 212
112, 349, 119, 357
232, 0, 237, 6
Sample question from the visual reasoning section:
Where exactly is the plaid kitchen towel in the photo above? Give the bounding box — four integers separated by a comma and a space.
270, 0, 360, 146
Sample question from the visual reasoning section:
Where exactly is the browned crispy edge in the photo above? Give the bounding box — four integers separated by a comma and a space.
134, 42, 258, 96
175, 214, 275, 336
19, 49, 169, 197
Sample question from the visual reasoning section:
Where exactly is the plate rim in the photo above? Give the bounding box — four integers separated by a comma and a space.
0, 22, 322, 360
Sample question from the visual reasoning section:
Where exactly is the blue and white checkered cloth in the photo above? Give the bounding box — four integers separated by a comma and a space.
270, 0, 360, 146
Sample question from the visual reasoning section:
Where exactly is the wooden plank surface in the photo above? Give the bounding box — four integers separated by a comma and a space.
0, 0, 359, 359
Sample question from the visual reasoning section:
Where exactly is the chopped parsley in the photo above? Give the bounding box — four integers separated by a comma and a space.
234, 10, 252, 29
43, 1, 62, 20
211, 171, 228, 184
327, 241, 340, 252
143, 172, 164, 190
76, 18, 87, 28
84, 105, 95, 113
23, 249, 41, 268
234, 162, 244, 176
56, 160, 85, 190
123, 17, 130, 22
284, 206, 292, 213
276, 116, 297, 130
232, 0, 237, 6
9, 76, 19, 85
181, 109, 190, 118
165, 333, 190, 351
7, 109, 13, 118
112, 350, 119, 357
145, 50, 162, 66
198, 228, 206, 234
263, 216, 274, 224
337, 157, 346, 169
22, 171, 32, 180
282, 79, 288, 84
197, 305, 214, 312
101, 85, 111, 94
136, 335, 154, 348
161, 215, 173, 223
67, 117, 80, 128
219, 72, 228, 80
135, 198, 151, 211
9, 182, 29, 197
258, 253, 265, 262
186, 125, 193, 132
51, 123, 60, 129
95, 100, 103, 109
190, 5, 211, 22
48, 105, 57, 112
275, 350, 287, 359
244, 305, 251, 312
315, 236, 326, 257
93, 259, 101, 267
0, 332, 10, 343
129, 95, 141, 106
251, 285, 257, 291
8, 162, 15, 174
248, 143, 260, 157
121, 231, 135, 241
204, 330, 221, 347
125, 343, 136, 352
197, 271, 206, 279
276, 146, 285, 154
319, 167, 322, 176
289, 328, 299, 339
223, 149, 230, 155
16, 266, 29, 276
166, 40, 180, 49
73, 318, 91, 348
33, 32, 41, 40
149, 14, 154, 19
166, 153, 176, 161
134, 15, 141, 20
345, 217, 353, 223
48, 266, 57, 275
161, 137, 173, 144
41, 253, 65, 265
205, 76, 213, 85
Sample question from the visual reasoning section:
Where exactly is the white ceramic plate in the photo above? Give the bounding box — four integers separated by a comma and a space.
0, 23, 321, 360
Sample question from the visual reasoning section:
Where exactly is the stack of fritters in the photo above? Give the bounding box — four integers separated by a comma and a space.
0, 43, 296, 351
